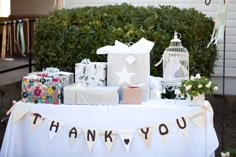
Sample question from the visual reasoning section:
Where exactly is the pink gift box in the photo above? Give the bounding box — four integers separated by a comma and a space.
122, 86, 142, 104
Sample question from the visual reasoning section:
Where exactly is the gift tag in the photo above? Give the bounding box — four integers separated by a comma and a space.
125, 55, 136, 64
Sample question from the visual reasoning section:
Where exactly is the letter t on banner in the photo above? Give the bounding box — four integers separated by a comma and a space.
30, 113, 44, 133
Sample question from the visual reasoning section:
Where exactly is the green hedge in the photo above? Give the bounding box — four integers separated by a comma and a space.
223, 149, 236, 157
33, 3, 217, 77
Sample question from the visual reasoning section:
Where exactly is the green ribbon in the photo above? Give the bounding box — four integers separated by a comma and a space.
17, 21, 26, 56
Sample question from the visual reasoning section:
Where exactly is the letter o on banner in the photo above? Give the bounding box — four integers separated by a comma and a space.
159, 123, 169, 135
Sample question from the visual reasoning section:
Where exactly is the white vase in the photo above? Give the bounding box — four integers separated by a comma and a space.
187, 94, 205, 106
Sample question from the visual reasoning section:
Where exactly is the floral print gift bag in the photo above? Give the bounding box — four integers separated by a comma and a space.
22, 75, 63, 104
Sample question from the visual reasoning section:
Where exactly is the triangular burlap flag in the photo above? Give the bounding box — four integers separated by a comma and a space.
68, 127, 81, 147
138, 127, 153, 148
48, 121, 62, 141
175, 117, 189, 138
83, 129, 99, 151
156, 123, 170, 144
30, 113, 44, 133
13, 104, 30, 123
119, 129, 135, 151
102, 130, 116, 151
188, 111, 204, 128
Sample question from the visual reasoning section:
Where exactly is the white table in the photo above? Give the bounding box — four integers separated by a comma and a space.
0, 99, 219, 157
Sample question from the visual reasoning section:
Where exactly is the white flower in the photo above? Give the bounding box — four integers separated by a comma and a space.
177, 82, 182, 86
190, 76, 195, 80
185, 85, 192, 91
195, 73, 201, 79
206, 81, 212, 88
198, 84, 203, 88
213, 86, 218, 91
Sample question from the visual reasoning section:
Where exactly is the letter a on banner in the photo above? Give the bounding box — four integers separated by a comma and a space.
138, 127, 153, 148
119, 129, 135, 151
83, 129, 99, 151
13, 104, 30, 123
49, 120, 62, 141
30, 113, 44, 133
175, 117, 188, 138
102, 130, 116, 151
68, 127, 81, 147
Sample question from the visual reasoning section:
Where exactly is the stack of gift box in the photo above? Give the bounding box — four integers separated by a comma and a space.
21, 38, 156, 105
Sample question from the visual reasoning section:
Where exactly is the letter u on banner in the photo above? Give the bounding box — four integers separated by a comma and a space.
175, 117, 189, 138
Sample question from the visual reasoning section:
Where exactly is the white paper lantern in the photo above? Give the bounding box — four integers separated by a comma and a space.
162, 31, 189, 83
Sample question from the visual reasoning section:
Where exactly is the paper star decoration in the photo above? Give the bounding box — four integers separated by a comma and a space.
115, 66, 135, 85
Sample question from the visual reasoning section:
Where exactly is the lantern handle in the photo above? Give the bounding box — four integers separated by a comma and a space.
174, 31, 181, 40
126, 42, 134, 47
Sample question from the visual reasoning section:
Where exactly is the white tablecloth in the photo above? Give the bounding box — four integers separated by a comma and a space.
0, 99, 219, 157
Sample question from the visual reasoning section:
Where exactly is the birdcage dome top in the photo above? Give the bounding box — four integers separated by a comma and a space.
165, 31, 188, 54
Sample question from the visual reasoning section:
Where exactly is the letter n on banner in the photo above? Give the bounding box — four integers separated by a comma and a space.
83, 129, 99, 151
102, 130, 116, 151
138, 127, 153, 148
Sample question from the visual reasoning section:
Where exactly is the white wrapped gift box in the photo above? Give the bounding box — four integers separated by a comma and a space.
64, 85, 120, 105
75, 62, 107, 86
97, 38, 154, 101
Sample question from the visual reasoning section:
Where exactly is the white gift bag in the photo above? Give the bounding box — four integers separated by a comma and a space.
97, 38, 154, 101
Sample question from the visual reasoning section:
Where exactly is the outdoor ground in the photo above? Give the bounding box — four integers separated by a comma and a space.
0, 81, 235, 157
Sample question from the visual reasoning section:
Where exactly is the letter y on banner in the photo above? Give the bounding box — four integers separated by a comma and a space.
138, 127, 154, 148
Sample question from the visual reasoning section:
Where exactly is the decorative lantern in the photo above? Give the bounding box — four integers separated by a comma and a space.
155, 31, 189, 99
162, 31, 189, 83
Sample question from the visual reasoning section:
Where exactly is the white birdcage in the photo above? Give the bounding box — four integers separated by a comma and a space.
162, 31, 189, 83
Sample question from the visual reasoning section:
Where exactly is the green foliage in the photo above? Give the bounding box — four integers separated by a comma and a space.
223, 149, 236, 157
179, 74, 218, 97
33, 3, 217, 76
